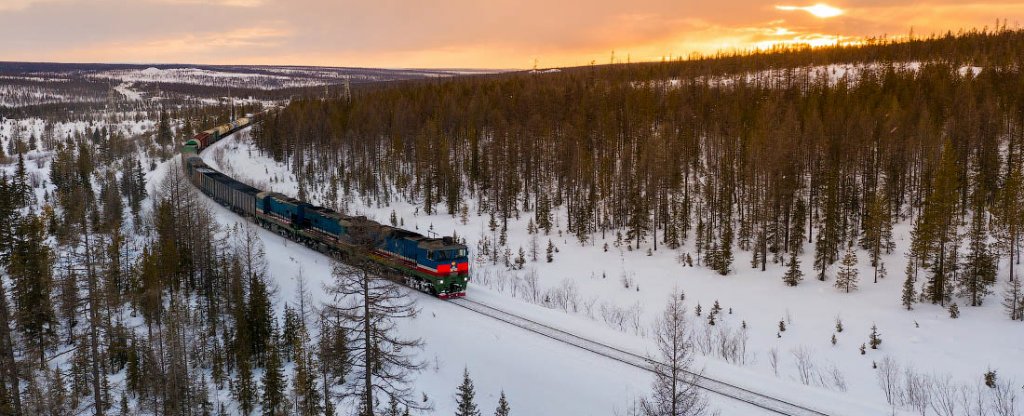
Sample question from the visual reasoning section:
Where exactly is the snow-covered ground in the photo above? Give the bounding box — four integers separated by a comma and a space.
636, 61, 989, 91
198, 130, 1024, 415
3, 109, 1017, 414
148, 131, 765, 415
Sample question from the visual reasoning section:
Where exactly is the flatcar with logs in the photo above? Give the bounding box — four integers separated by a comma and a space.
180, 117, 470, 298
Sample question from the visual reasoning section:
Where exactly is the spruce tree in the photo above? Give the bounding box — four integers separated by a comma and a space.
835, 246, 859, 293
789, 197, 807, 255
157, 108, 172, 146
234, 350, 257, 416
994, 166, 1022, 283
262, 324, 287, 416
494, 391, 510, 416
455, 368, 481, 416
960, 209, 997, 306
814, 180, 842, 281
861, 189, 891, 283
901, 272, 916, 310
916, 141, 961, 305
8, 213, 56, 368
716, 221, 733, 275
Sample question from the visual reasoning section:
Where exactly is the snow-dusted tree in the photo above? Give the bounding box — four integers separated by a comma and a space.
901, 264, 916, 310
641, 292, 711, 416
455, 368, 481, 416
835, 246, 859, 293
782, 252, 802, 287
868, 324, 882, 349
494, 391, 510, 416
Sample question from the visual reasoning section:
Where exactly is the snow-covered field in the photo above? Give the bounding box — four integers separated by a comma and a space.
636, 61, 989, 91
197, 130, 1024, 414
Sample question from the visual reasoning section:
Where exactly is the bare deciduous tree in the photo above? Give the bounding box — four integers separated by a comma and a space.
641, 292, 713, 416
791, 346, 814, 386
323, 220, 429, 415
876, 356, 902, 408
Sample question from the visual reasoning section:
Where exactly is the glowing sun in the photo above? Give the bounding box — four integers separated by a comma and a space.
776, 3, 845, 18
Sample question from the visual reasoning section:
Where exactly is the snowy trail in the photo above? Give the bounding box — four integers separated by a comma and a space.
449, 298, 830, 416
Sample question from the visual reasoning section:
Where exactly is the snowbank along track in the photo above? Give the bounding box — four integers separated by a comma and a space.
448, 298, 832, 416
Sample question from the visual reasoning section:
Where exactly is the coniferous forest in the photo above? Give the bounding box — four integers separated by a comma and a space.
1, 27, 1024, 416
254, 28, 1024, 315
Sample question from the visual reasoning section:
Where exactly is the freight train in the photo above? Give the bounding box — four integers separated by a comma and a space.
180, 117, 470, 298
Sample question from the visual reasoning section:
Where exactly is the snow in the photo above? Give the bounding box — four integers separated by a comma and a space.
146, 142, 761, 415
638, 62, 993, 91
198, 130, 1024, 415
114, 82, 143, 101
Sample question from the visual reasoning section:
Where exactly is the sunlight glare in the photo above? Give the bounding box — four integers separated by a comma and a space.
776, 3, 845, 18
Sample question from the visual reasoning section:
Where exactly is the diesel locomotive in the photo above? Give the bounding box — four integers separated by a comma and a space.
180, 117, 470, 298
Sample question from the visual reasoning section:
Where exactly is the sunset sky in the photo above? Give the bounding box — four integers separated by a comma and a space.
2, 0, 1023, 69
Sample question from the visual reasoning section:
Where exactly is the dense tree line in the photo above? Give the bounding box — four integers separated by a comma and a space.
254, 28, 1024, 317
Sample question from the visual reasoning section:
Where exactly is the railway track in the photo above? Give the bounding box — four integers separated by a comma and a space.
448, 297, 831, 416
196, 129, 831, 416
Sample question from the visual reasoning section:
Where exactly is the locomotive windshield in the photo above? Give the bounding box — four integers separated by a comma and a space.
429, 249, 467, 260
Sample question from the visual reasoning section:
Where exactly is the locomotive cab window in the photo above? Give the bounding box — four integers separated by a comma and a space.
429, 250, 459, 261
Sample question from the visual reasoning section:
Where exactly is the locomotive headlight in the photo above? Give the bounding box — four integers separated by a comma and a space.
439, 280, 444, 284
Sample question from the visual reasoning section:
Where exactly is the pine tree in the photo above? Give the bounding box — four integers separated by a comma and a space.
814, 180, 842, 281
835, 246, 859, 293
488, 211, 498, 232
917, 141, 961, 305
247, 272, 273, 365
291, 323, 322, 416
994, 166, 1022, 283
782, 252, 803, 287
536, 193, 552, 234
262, 324, 287, 416
494, 391, 510, 416
157, 108, 173, 146
869, 324, 882, 349
8, 213, 56, 368
789, 198, 807, 255
901, 262, 916, 310
861, 188, 891, 283
455, 368, 481, 416
716, 220, 733, 275
960, 209, 997, 306
546, 240, 554, 263
234, 350, 257, 415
